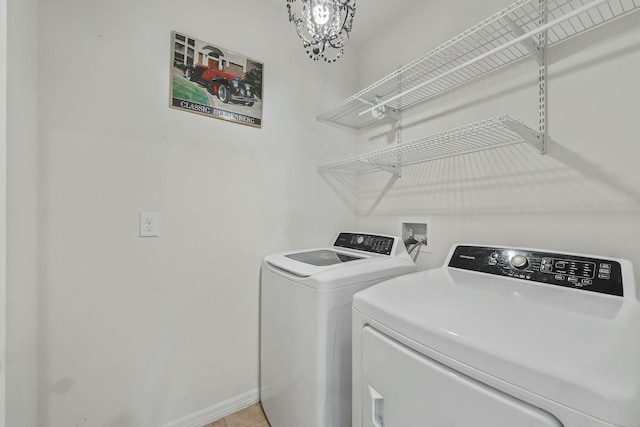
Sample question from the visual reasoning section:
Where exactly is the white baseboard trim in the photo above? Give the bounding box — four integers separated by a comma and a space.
162, 388, 260, 427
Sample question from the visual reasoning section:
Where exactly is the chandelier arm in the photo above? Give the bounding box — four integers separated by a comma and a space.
343, 3, 355, 31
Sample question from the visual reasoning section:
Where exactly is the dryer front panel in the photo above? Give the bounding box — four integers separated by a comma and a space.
360, 326, 563, 427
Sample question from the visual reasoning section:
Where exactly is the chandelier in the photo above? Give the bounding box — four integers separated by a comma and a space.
286, 0, 356, 63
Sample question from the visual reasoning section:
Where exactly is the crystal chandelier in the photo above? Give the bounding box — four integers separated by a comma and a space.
286, 0, 356, 63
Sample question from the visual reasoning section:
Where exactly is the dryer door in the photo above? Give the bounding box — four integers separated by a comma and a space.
360, 327, 563, 427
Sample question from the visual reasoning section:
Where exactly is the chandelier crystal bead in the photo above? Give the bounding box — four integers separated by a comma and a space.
286, 0, 356, 63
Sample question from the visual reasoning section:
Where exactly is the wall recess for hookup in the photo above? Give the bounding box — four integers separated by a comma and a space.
140, 212, 159, 237
400, 216, 431, 255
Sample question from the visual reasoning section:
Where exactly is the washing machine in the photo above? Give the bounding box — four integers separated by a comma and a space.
260, 232, 416, 427
352, 244, 640, 427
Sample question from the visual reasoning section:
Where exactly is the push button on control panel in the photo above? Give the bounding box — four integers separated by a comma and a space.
488, 252, 499, 265
510, 255, 529, 269
598, 263, 611, 279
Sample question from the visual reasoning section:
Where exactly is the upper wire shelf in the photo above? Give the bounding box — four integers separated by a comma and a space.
317, 0, 640, 129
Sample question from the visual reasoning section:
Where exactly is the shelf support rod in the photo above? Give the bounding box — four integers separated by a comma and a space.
356, 97, 376, 106
358, 0, 609, 118
503, 16, 544, 65
538, 0, 549, 154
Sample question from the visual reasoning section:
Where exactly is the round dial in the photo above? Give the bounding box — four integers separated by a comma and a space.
356, 235, 365, 244
510, 254, 529, 269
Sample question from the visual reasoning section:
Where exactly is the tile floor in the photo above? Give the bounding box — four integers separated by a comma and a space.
203, 403, 271, 427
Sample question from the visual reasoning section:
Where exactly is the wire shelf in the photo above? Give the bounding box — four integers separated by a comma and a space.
317, 0, 640, 129
317, 115, 541, 177
318, 115, 544, 213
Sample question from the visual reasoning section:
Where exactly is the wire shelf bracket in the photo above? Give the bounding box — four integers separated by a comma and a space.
503, 15, 544, 65
361, 160, 402, 176
503, 118, 545, 152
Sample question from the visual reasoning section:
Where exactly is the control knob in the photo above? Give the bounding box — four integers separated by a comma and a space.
356, 235, 365, 244
510, 254, 529, 269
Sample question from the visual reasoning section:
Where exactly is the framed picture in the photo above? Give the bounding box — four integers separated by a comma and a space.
170, 32, 264, 128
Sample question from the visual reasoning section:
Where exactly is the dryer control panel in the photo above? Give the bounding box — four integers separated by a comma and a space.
448, 245, 624, 297
333, 233, 395, 255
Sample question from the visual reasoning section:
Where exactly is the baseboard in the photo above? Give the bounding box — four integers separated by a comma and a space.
161, 388, 260, 427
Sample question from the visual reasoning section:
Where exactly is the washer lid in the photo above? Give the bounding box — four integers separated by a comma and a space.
285, 249, 363, 266
263, 232, 415, 288
353, 267, 640, 426
265, 247, 376, 278
264, 247, 416, 290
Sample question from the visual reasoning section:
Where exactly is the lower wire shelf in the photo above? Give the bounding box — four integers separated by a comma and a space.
317, 115, 545, 213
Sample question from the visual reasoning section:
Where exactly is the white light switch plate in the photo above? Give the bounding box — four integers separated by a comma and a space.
140, 212, 159, 237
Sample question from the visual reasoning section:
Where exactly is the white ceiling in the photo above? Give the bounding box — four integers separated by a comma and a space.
271, 0, 418, 46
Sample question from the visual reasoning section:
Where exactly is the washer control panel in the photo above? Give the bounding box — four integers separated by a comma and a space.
334, 233, 395, 255
448, 245, 624, 297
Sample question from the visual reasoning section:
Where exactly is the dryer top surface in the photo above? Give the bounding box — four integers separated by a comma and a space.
353, 245, 640, 426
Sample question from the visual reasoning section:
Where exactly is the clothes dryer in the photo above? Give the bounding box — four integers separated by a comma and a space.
260, 232, 416, 427
353, 244, 640, 427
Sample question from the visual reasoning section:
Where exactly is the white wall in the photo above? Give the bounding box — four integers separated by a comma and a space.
4, 0, 39, 425
354, 0, 640, 274
37, 0, 356, 426
0, 0, 7, 421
